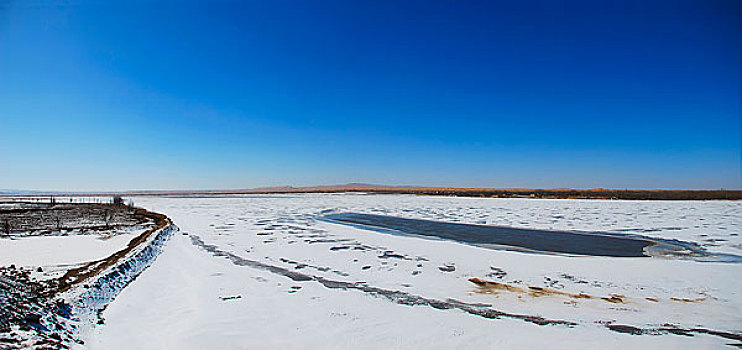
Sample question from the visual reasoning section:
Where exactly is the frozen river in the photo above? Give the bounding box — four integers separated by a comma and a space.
84, 194, 742, 349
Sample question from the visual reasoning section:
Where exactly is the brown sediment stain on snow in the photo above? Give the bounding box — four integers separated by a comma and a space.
600, 295, 625, 303
468, 278, 526, 293
469, 278, 623, 303
670, 296, 707, 303
471, 278, 713, 306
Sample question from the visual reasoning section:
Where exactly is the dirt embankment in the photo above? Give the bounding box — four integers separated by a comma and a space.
56, 207, 170, 293
0, 203, 173, 349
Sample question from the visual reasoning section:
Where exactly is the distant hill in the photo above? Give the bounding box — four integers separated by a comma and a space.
1, 185, 740, 200
0, 189, 49, 195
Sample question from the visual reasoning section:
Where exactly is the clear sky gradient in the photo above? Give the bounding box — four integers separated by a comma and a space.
1, 0, 740, 191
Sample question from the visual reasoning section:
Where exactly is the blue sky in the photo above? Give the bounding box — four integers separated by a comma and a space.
1, 0, 740, 191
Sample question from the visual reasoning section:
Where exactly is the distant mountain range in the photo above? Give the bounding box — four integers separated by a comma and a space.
0, 184, 401, 196
1, 184, 740, 200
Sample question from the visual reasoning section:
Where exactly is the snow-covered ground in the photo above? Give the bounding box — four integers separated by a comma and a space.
0, 227, 144, 270
84, 194, 741, 349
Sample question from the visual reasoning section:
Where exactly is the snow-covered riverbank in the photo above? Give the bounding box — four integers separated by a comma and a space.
84, 194, 741, 349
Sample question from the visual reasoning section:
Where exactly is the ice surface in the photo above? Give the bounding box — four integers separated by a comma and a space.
82, 194, 741, 349
325, 212, 662, 257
